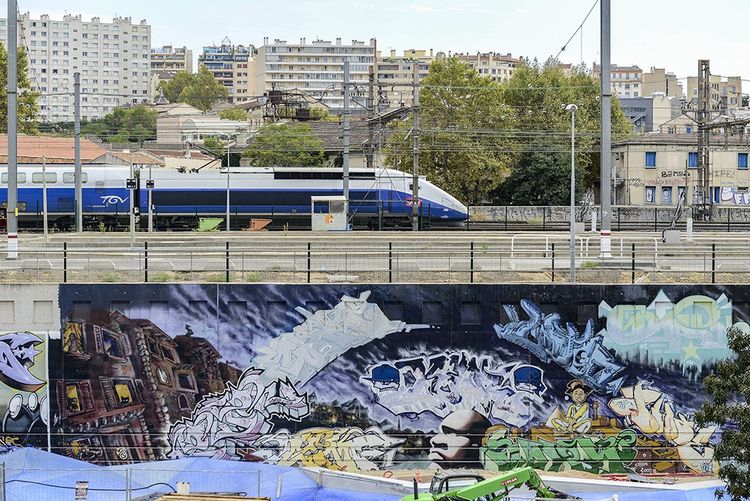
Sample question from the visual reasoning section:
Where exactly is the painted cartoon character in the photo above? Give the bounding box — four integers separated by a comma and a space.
547, 379, 592, 434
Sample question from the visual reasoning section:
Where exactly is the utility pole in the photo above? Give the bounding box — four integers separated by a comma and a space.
6, 0, 18, 259
411, 63, 420, 231
342, 59, 351, 221
697, 59, 711, 221
74, 72, 82, 232
366, 66, 375, 169
599, 0, 612, 257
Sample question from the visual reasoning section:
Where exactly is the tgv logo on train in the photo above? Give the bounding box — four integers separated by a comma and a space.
100, 195, 128, 206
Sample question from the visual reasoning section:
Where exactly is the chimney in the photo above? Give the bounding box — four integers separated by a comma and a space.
302, 37, 306, 44
430, 49, 433, 58
391, 49, 396, 57
336, 37, 341, 45
263, 36, 268, 46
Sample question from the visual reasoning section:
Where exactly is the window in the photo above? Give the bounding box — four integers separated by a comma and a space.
177, 373, 195, 390
157, 367, 170, 385
662, 186, 673, 204
63, 172, 88, 183
739, 153, 748, 169
1, 172, 26, 183
31, 172, 57, 183
688, 152, 699, 168
645, 186, 656, 203
645, 151, 656, 168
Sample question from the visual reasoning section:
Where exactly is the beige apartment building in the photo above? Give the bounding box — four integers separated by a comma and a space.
255, 37, 376, 114
149, 45, 193, 101
0, 13, 151, 121
686, 74, 742, 112
454, 52, 521, 83
613, 134, 750, 206
376, 49, 433, 108
641, 67, 683, 98
199, 38, 256, 104
594, 63, 643, 97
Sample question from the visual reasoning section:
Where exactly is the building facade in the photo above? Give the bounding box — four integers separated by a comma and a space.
199, 38, 256, 104
613, 134, 750, 206
255, 37, 376, 114
686, 74, 742, 113
641, 67, 683, 98
376, 49, 433, 109
0, 13, 151, 121
619, 94, 681, 133
150, 45, 193, 75
594, 63, 643, 97
453, 52, 521, 83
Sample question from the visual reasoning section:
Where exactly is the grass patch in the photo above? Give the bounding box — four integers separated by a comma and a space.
580, 260, 601, 269
150, 271, 175, 282
245, 272, 262, 282
100, 272, 121, 282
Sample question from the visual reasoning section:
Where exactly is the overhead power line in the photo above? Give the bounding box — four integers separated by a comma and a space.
554, 0, 599, 61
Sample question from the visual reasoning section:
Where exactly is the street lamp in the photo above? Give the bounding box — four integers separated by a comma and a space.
566, 104, 578, 284
223, 140, 237, 232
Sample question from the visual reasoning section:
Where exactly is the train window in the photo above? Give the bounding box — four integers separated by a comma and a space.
0, 172, 26, 184
62, 172, 88, 184
32, 172, 58, 184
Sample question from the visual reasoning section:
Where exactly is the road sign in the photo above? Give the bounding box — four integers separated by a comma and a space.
146, 180, 155, 189
126, 178, 137, 190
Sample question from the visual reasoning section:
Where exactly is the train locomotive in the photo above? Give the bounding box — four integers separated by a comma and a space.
0, 165, 468, 230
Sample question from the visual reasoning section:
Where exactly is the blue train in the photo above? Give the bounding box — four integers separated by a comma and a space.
0, 165, 468, 230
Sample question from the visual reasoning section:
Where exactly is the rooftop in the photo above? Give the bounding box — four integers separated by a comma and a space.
0, 134, 106, 164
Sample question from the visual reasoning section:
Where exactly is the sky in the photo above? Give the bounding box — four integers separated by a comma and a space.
16, 0, 750, 84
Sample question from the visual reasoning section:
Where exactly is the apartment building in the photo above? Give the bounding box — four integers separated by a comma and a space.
641, 67, 683, 98
198, 38, 256, 104
594, 63, 643, 97
376, 49, 433, 109
619, 94, 681, 133
151, 45, 193, 75
454, 51, 521, 82
686, 74, 742, 113
255, 37, 376, 114
0, 13, 151, 122
613, 134, 750, 206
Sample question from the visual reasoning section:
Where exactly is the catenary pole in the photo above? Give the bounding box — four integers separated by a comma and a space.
6, 0, 18, 259
600, 0, 612, 257
411, 63, 420, 231
74, 72, 82, 232
342, 59, 351, 224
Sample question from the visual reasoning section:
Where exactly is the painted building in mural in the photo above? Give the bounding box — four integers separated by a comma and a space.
39, 284, 745, 476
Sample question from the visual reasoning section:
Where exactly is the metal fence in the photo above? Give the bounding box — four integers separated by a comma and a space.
1, 235, 749, 284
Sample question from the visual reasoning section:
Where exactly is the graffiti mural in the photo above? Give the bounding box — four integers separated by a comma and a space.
0, 331, 48, 451
49, 285, 744, 477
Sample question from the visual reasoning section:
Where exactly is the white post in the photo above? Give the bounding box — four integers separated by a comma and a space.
567, 104, 578, 283
125, 150, 134, 244
42, 158, 49, 243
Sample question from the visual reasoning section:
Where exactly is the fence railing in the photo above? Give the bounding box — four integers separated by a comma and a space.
0, 238, 747, 284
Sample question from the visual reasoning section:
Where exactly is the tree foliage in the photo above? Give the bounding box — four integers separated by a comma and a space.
218, 108, 248, 121
491, 59, 632, 205
158, 67, 228, 112
242, 123, 325, 167
385, 57, 516, 205
82, 105, 156, 145
0, 43, 39, 133
695, 326, 750, 501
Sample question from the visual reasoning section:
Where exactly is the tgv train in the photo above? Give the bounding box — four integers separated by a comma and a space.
0, 165, 468, 230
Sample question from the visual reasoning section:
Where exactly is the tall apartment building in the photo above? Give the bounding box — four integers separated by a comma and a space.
198, 38, 256, 104
0, 13, 151, 122
594, 63, 643, 97
255, 37, 376, 114
686, 74, 742, 113
376, 49, 433, 109
454, 52, 521, 83
641, 67, 683, 98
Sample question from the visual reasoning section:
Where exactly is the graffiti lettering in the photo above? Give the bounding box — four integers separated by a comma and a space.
0, 332, 45, 392
494, 300, 625, 394
481, 427, 638, 474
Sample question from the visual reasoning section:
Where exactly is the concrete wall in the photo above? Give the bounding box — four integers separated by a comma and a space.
0, 284, 740, 477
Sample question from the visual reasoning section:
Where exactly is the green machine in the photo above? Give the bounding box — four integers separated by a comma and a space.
400, 467, 582, 501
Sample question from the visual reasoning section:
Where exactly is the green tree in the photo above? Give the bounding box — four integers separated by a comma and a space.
497, 59, 632, 201
82, 105, 156, 145
695, 326, 750, 501
492, 137, 586, 206
158, 71, 194, 104
242, 123, 325, 167
202, 136, 226, 157
218, 108, 248, 121
178, 66, 228, 112
385, 57, 517, 205
0, 43, 39, 133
